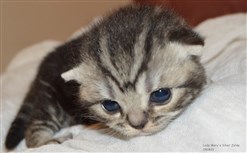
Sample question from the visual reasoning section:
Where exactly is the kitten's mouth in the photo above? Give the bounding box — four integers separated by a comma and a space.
109, 122, 162, 138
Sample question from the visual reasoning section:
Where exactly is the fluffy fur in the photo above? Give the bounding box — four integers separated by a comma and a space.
5, 4, 206, 150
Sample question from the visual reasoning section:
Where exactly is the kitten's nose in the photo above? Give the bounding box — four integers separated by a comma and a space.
127, 111, 148, 129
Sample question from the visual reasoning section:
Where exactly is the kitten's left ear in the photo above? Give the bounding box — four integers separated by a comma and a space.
167, 42, 203, 58
168, 27, 204, 46
168, 28, 204, 57
187, 44, 203, 56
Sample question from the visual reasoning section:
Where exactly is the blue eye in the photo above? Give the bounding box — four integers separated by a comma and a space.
102, 100, 120, 113
150, 88, 171, 104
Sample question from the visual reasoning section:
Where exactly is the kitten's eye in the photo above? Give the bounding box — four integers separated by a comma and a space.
150, 88, 171, 104
101, 100, 120, 113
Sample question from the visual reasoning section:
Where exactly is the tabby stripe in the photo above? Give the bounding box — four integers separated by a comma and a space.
29, 126, 53, 135
36, 107, 64, 129
39, 80, 56, 93
132, 24, 154, 89
99, 65, 124, 93
31, 121, 60, 133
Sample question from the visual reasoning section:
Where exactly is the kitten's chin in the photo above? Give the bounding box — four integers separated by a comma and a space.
122, 130, 159, 138
118, 127, 162, 138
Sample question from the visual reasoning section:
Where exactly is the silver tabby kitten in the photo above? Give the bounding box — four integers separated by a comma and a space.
5, 5, 206, 149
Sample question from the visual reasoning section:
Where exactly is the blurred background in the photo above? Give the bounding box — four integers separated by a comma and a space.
1, 0, 246, 73
1, 0, 131, 73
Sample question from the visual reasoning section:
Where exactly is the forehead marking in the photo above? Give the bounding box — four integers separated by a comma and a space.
98, 26, 154, 93
99, 65, 124, 93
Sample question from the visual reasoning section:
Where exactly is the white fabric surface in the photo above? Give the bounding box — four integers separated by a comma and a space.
1, 13, 246, 152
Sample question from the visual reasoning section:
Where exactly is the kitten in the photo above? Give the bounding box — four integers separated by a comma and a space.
5, 4, 206, 149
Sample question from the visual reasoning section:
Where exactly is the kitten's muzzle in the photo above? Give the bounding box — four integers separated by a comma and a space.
127, 111, 148, 130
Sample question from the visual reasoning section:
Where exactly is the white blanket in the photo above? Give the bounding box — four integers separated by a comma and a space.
1, 13, 246, 152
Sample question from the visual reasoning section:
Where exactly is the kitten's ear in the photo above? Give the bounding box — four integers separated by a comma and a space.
168, 28, 204, 46
167, 42, 203, 58
179, 44, 203, 56
61, 62, 98, 83
168, 28, 204, 57
187, 44, 203, 56
61, 67, 82, 83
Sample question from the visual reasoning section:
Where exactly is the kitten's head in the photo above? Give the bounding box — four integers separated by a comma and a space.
62, 5, 206, 137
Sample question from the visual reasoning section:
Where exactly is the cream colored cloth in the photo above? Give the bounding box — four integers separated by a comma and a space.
1, 13, 246, 152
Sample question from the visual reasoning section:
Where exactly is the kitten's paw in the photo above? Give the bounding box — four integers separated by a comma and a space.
45, 133, 73, 145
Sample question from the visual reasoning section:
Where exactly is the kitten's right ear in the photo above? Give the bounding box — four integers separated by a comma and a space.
61, 62, 98, 83
61, 67, 82, 83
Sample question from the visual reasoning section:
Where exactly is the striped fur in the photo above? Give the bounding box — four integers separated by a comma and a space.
5, 4, 206, 149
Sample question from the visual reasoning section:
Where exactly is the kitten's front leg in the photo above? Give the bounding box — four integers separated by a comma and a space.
25, 101, 74, 148
25, 126, 72, 148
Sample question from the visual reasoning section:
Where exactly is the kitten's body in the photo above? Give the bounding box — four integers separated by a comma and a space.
5, 5, 206, 150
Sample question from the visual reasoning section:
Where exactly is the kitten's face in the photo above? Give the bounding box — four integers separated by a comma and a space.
61, 5, 206, 137
62, 42, 206, 137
